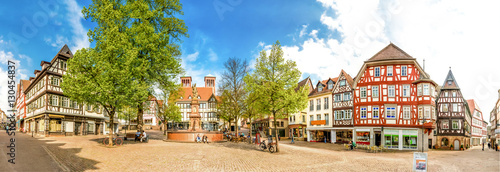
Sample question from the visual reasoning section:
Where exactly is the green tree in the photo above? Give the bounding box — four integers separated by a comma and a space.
243, 91, 264, 143
244, 41, 308, 152
218, 58, 249, 137
117, 105, 138, 132
157, 85, 182, 136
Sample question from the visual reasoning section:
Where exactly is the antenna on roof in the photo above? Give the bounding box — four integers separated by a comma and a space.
423, 59, 425, 71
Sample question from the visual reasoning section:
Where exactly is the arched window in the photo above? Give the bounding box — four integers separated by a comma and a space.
441, 138, 449, 146
188, 96, 191, 99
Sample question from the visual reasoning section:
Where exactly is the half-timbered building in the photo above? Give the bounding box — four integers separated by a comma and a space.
435, 69, 472, 150
23, 45, 115, 137
306, 77, 337, 142
171, 75, 220, 131
331, 70, 354, 143
288, 77, 313, 141
467, 99, 486, 146
352, 43, 437, 151
15, 79, 30, 132
490, 90, 500, 148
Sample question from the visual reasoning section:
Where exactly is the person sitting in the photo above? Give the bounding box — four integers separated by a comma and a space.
140, 130, 147, 142
135, 130, 141, 141
196, 134, 201, 143
203, 135, 208, 143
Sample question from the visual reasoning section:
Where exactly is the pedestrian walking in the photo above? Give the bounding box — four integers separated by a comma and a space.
488, 142, 491, 149
482, 142, 484, 151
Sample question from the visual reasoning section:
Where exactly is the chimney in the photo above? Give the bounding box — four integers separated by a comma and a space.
34, 70, 41, 77
29, 77, 35, 82
180, 76, 192, 87
204, 74, 216, 93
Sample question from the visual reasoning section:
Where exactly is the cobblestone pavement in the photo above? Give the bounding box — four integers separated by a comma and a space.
3, 130, 499, 171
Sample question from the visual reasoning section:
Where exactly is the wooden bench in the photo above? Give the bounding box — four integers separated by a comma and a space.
124, 133, 137, 141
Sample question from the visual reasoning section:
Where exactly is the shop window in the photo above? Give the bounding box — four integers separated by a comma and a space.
403, 135, 417, 149
356, 132, 370, 144
385, 135, 399, 149
49, 119, 62, 132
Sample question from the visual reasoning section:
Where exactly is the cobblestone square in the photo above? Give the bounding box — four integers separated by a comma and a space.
1, 130, 499, 172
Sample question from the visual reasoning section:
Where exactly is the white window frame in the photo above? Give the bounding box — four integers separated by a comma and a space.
340, 80, 346, 86
361, 107, 367, 119
402, 85, 410, 97
373, 107, 379, 119
453, 104, 459, 112
386, 106, 396, 119
424, 107, 430, 119
343, 92, 350, 101
442, 120, 449, 129
452, 120, 459, 129
361, 87, 367, 98
402, 66, 407, 76
372, 86, 379, 98
375, 67, 380, 77
335, 94, 341, 102
388, 85, 395, 97
423, 84, 429, 95
345, 110, 351, 119
51, 95, 59, 106
387, 66, 393, 76
324, 97, 329, 109
403, 106, 411, 119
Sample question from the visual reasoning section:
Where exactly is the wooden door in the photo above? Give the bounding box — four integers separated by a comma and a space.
454, 140, 459, 150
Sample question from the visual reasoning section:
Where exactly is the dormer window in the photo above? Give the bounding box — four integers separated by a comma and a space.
339, 80, 346, 86
318, 84, 323, 92
180, 96, 183, 100
188, 96, 191, 99
448, 80, 452, 85
197, 96, 201, 99
327, 81, 333, 89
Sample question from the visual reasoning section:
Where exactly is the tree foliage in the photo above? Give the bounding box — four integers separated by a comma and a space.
157, 84, 182, 136
62, 0, 187, 145
217, 58, 249, 135
244, 40, 309, 152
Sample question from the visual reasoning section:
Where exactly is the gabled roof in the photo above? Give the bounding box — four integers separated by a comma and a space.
295, 76, 313, 92
442, 69, 460, 89
21, 80, 30, 91
467, 99, 482, 117
309, 77, 338, 97
332, 70, 354, 93
367, 43, 414, 62
57, 44, 73, 58
178, 87, 215, 102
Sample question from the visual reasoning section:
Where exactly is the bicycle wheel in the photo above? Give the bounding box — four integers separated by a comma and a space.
115, 138, 123, 146
259, 142, 266, 151
269, 145, 275, 153
103, 138, 110, 146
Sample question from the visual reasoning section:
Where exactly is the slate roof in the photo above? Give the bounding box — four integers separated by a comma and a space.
442, 69, 460, 89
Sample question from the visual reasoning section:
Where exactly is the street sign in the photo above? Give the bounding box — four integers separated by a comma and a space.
413, 152, 427, 172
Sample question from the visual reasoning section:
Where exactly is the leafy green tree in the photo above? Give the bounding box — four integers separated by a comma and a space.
117, 105, 138, 132
244, 41, 309, 152
218, 58, 249, 136
157, 85, 182, 136
217, 90, 235, 132
243, 92, 264, 143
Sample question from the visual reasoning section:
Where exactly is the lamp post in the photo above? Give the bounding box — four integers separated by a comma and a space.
421, 115, 425, 152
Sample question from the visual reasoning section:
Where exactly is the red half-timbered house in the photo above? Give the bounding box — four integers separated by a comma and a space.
331, 70, 354, 143
352, 43, 437, 151
435, 69, 472, 150
467, 99, 487, 146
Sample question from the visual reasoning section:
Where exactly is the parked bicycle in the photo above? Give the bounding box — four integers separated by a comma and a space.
259, 140, 276, 153
103, 135, 123, 146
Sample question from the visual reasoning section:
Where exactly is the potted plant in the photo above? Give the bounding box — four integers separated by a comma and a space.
466, 144, 469, 149
460, 145, 464, 151
450, 144, 454, 150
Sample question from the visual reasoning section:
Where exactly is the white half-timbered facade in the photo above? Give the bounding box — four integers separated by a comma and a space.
331, 70, 354, 143
435, 69, 472, 150
23, 45, 115, 137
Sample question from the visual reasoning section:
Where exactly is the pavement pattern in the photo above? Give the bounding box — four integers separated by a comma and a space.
1, 129, 499, 171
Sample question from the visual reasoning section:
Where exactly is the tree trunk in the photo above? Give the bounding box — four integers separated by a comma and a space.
273, 112, 279, 152
235, 117, 239, 138
164, 120, 167, 136
137, 105, 144, 135
128, 113, 131, 131
108, 110, 115, 146
248, 117, 252, 143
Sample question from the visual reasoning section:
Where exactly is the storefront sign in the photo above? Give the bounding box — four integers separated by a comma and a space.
413, 152, 427, 172
311, 120, 326, 125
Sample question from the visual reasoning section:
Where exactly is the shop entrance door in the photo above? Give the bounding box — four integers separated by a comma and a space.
428, 139, 432, 149
454, 140, 459, 150
75, 122, 81, 135
375, 132, 381, 146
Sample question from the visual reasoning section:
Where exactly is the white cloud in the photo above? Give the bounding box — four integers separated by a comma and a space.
44, 35, 69, 49
256, 0, 500, 122
64, 0, 89, 52
185, 51, 199, 62
299, 25, 308, 37
208, 48, 218, 61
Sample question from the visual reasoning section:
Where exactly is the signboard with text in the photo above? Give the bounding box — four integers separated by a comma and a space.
413, 152, 427, 172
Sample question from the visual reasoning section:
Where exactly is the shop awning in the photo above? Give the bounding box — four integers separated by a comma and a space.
49, 114, 65, 118
288, 124, 306, 128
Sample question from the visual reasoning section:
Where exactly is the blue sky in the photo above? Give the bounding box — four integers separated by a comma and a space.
1, 0, 500, 122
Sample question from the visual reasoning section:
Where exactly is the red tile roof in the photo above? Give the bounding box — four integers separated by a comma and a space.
21, 80, 30, 92
367, 43, 413, 62
178, 87, 215, 102
467, 99, 481, 114
309, 77, 338, 97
